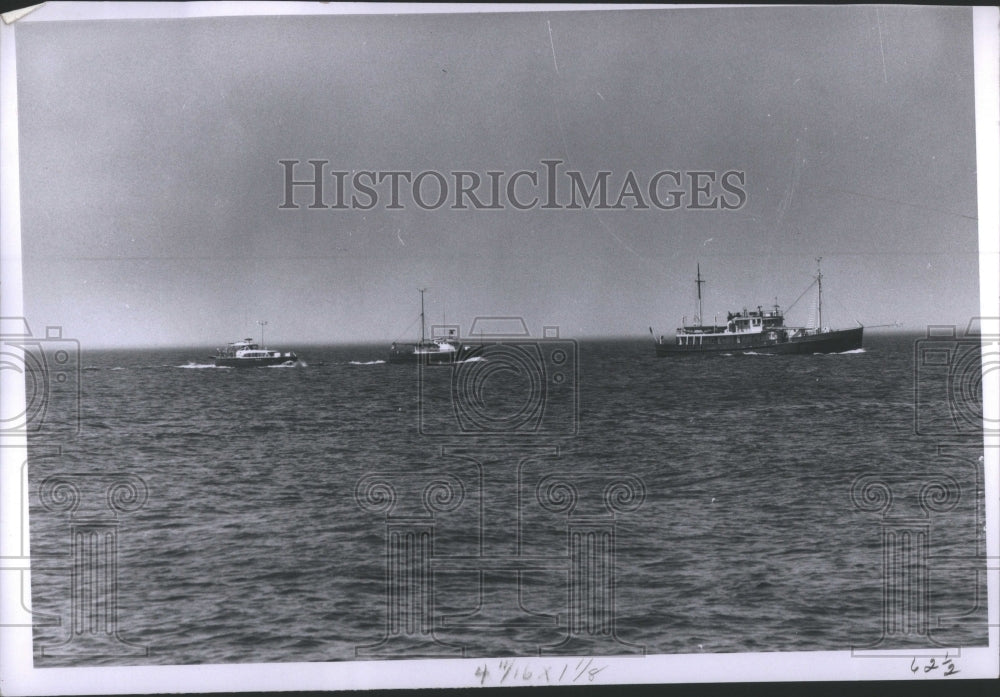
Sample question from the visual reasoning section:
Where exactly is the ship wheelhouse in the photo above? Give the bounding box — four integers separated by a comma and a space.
213, 334, 298, 365
674, 305, 788, 346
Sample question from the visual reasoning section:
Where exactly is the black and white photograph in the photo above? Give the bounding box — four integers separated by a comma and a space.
0, 2, 997, 693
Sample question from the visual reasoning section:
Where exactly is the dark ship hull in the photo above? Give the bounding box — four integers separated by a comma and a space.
214, 354, 297, 367
655, 326, 863, 356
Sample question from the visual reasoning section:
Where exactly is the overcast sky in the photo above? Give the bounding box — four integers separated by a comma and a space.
14, 6, 979, 348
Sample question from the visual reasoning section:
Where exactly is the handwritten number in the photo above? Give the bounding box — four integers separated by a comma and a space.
475, 659, 608, 685
910, 655, 959, 677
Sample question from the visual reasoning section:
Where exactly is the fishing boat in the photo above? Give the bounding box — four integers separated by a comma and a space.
213, 339, 299, 367
212, 322, 298, 367
388, 289, 464, 365
651, 260, 863, 356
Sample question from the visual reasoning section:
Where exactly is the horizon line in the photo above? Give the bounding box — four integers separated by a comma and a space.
72, 326, 922, 351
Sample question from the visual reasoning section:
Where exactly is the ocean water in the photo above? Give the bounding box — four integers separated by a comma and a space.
26, 333, 988, 665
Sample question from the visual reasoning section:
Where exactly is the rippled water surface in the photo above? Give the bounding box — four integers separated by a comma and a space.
28, 334, 988, 665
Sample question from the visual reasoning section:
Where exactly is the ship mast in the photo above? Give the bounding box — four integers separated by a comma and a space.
419, 288, 427, 344
695, 263, 705, 324
815, 257, 823, 331
257, 319, 268, 347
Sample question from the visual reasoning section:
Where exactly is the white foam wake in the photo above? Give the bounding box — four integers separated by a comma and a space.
814, 348, 866, 355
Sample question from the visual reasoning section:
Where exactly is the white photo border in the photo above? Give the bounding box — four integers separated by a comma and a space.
1, 3, 997, 693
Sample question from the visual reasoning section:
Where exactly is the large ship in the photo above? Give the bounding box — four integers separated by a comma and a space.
388, 289, 465, 365
213, 323, 299, 367
652, 260, 863, 356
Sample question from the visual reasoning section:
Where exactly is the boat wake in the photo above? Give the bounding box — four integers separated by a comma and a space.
349, 360, 386, 366
814, 348, 866, 355
455, 356, 487, 363
266, 361, 302, 368
177, 362, 231, 369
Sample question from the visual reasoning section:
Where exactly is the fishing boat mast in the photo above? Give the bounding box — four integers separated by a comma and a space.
695, 263, 705, 325
419, 288, 427, 344
815, 257, 823, 330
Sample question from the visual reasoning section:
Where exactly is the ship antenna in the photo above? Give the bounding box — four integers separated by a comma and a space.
257, 319, 268, 347
695, 263, 705, 325
815, 257, 823, 330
